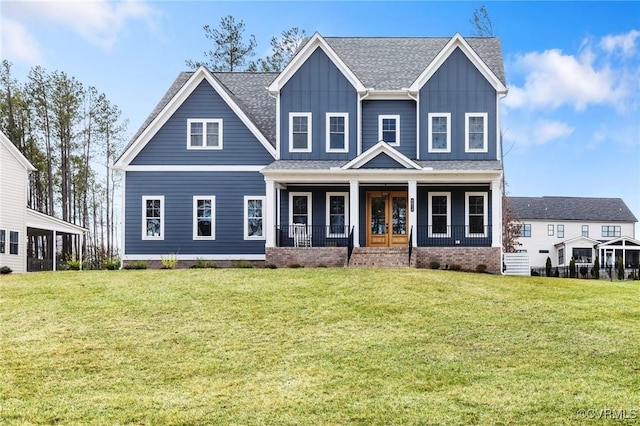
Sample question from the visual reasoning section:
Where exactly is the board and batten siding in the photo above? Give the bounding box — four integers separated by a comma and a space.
279, 47, 358, 160
0, 141, 28, 272
132, 80, 274, 166
419, 47, 497, 160
361, 100, 417, 159
124, 171, 266, 256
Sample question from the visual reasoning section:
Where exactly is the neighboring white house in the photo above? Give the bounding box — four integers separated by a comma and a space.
509, 196, 639, 272
0, 131, 86, 273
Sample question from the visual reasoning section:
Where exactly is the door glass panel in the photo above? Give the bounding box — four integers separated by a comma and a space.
370, 197, 386, 235
392, 196, 407, 235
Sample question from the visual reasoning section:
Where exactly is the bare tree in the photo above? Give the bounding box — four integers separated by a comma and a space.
249, 27, 307, 72
186, 15, 257, 71
470, 5, 494, 37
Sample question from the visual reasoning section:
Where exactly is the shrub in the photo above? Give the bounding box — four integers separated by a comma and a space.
103, 258, 121, 270
124, 261, 147, 270
569, 257, 576, 278
593, 256, 600, 279
192, 258, 218, 269
161, 254, 178, 269
617, 257, 624, 280
288, 263, 303, 268
579, 266, 588, 278
264, 264, 278, 269
66, 259, 85, 270
475, 264, 487, 273
232, 259, 253, 269
545, 257, 552, 277
0, 266, 12, 275
429, 260, 441, 270
449, 264, 462, 271
554, 267, 560, 278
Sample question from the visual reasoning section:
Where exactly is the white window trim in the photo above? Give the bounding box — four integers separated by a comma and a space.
244, 196, 266, 241
465, 192, 488, 237
465, 112, 488, 153
0, 229, 5, 254
547, 224, 554, 236
8, 230, 19, 255
325, 113, 349, 153
428, 192, 451, 237
378, 114, 400, 146
288, 192, 312, 237
192, 196, 216, 240
289, 112, 312, 153
142, 196, 164, 240
427, 113, 451, 153
326, 192, 349, 237
187, 119, 223, 150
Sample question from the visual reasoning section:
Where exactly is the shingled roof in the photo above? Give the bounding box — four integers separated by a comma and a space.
509, 196, 638, 223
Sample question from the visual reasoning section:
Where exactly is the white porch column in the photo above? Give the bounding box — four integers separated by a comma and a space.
491, 178, 502, 248
52, 230, 57, 271
408, 180, 417, 247
265, 179, 276, 248
349, 179, 360, 247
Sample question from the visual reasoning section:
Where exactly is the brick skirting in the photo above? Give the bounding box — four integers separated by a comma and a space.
413, 247, 501, 274
266, 247, 348, 268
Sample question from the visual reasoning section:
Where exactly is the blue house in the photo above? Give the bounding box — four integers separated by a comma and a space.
113, 33, 508, 271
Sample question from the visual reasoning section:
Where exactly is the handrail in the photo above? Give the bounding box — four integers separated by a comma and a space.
408, 226, 413, 266
347, 226, 355, 265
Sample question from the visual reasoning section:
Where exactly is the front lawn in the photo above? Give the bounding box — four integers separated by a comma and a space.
1, 269, 638, 425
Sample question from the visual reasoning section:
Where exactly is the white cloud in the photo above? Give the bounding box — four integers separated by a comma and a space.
0, 17, 42, 64
3, 0, 157, 54
600, 30, 640, 56
503, 119, 574, 147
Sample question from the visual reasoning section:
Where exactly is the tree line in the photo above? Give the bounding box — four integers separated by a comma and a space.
0, 60, 126, 267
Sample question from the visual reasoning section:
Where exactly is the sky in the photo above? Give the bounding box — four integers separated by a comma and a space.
1, 0, 639, 234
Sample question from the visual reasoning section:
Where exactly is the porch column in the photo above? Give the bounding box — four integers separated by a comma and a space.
52, 230, 57, 271
408, 180, 417, 247
265, 179, 276, 247
491, 178, 502, 248
349, 180, 360, 247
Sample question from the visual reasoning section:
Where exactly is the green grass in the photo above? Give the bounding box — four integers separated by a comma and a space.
1, 269, 639, 425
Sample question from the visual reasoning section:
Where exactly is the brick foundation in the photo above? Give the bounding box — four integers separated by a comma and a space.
413, 247, 501, 273
266, 247, 347, 268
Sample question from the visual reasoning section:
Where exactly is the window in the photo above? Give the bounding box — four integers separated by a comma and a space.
244, 196, 265, 240
9, 231, 18, 255
582, 225, 589, 237
466, 192, 487, 236
326, 192, 349, 237
187, 119, 222, 149
520, 223, 531, 237
558, 248, 565, 265
289, 113, 312, 152
379, 115, 400, 146
290, 192, 311, 225
557, 224, 564, 238
428, 113, 451, 152
465, 113, 488, 152
548, 224, 554, 236
573, 248, 592, 263
0, 230, 4, 254
602, 225, 621, 238
428, 192, 451, 236
193, 196, 215, 240
142, 196, 164, 240
326, 113, 348, 153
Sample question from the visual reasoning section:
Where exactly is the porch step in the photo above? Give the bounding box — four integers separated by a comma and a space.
349, 247, 411, 267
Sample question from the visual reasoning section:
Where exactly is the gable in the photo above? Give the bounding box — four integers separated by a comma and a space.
360, 152, 411, 169
282, 47, 357, 95
131, 79, 274, 166
0, 131, 35, 171
342, 141, 423, 170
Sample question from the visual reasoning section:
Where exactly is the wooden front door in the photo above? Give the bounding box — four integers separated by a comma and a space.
366, 191, 408, 247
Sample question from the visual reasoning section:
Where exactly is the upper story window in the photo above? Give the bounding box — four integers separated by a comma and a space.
547, 224, 554, 236
9, 231, 18, 255
466, 192, 488, 236
379, 115, 400, 146
244, 196, 265, 240
289, 113, 312, 153
142, 196, 164, 240
428, 192, 451, 236
582, 225, 589, 237
187, 119, 222, 150
326, 113, 349, 153
602, 225, 621, 238
557, 224, 564, 238
465, 113, 488, 153
428, 113, 451, 153
520, 223, 531, 237
193, 196, 215, 240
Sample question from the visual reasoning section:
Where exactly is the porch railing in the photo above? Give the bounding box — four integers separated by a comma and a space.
416, 225, 492, 247
408, 226, 413, 265
347, 226, 355, 265
275, 225, 350, 248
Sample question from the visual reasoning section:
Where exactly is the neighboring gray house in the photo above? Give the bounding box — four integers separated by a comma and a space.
509, 196, 639, 272
113, 33, 508, 271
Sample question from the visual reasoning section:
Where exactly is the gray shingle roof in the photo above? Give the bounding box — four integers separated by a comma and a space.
324, 37, 505, 90
262, 159, 502, 172
509, 196, 638, 222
